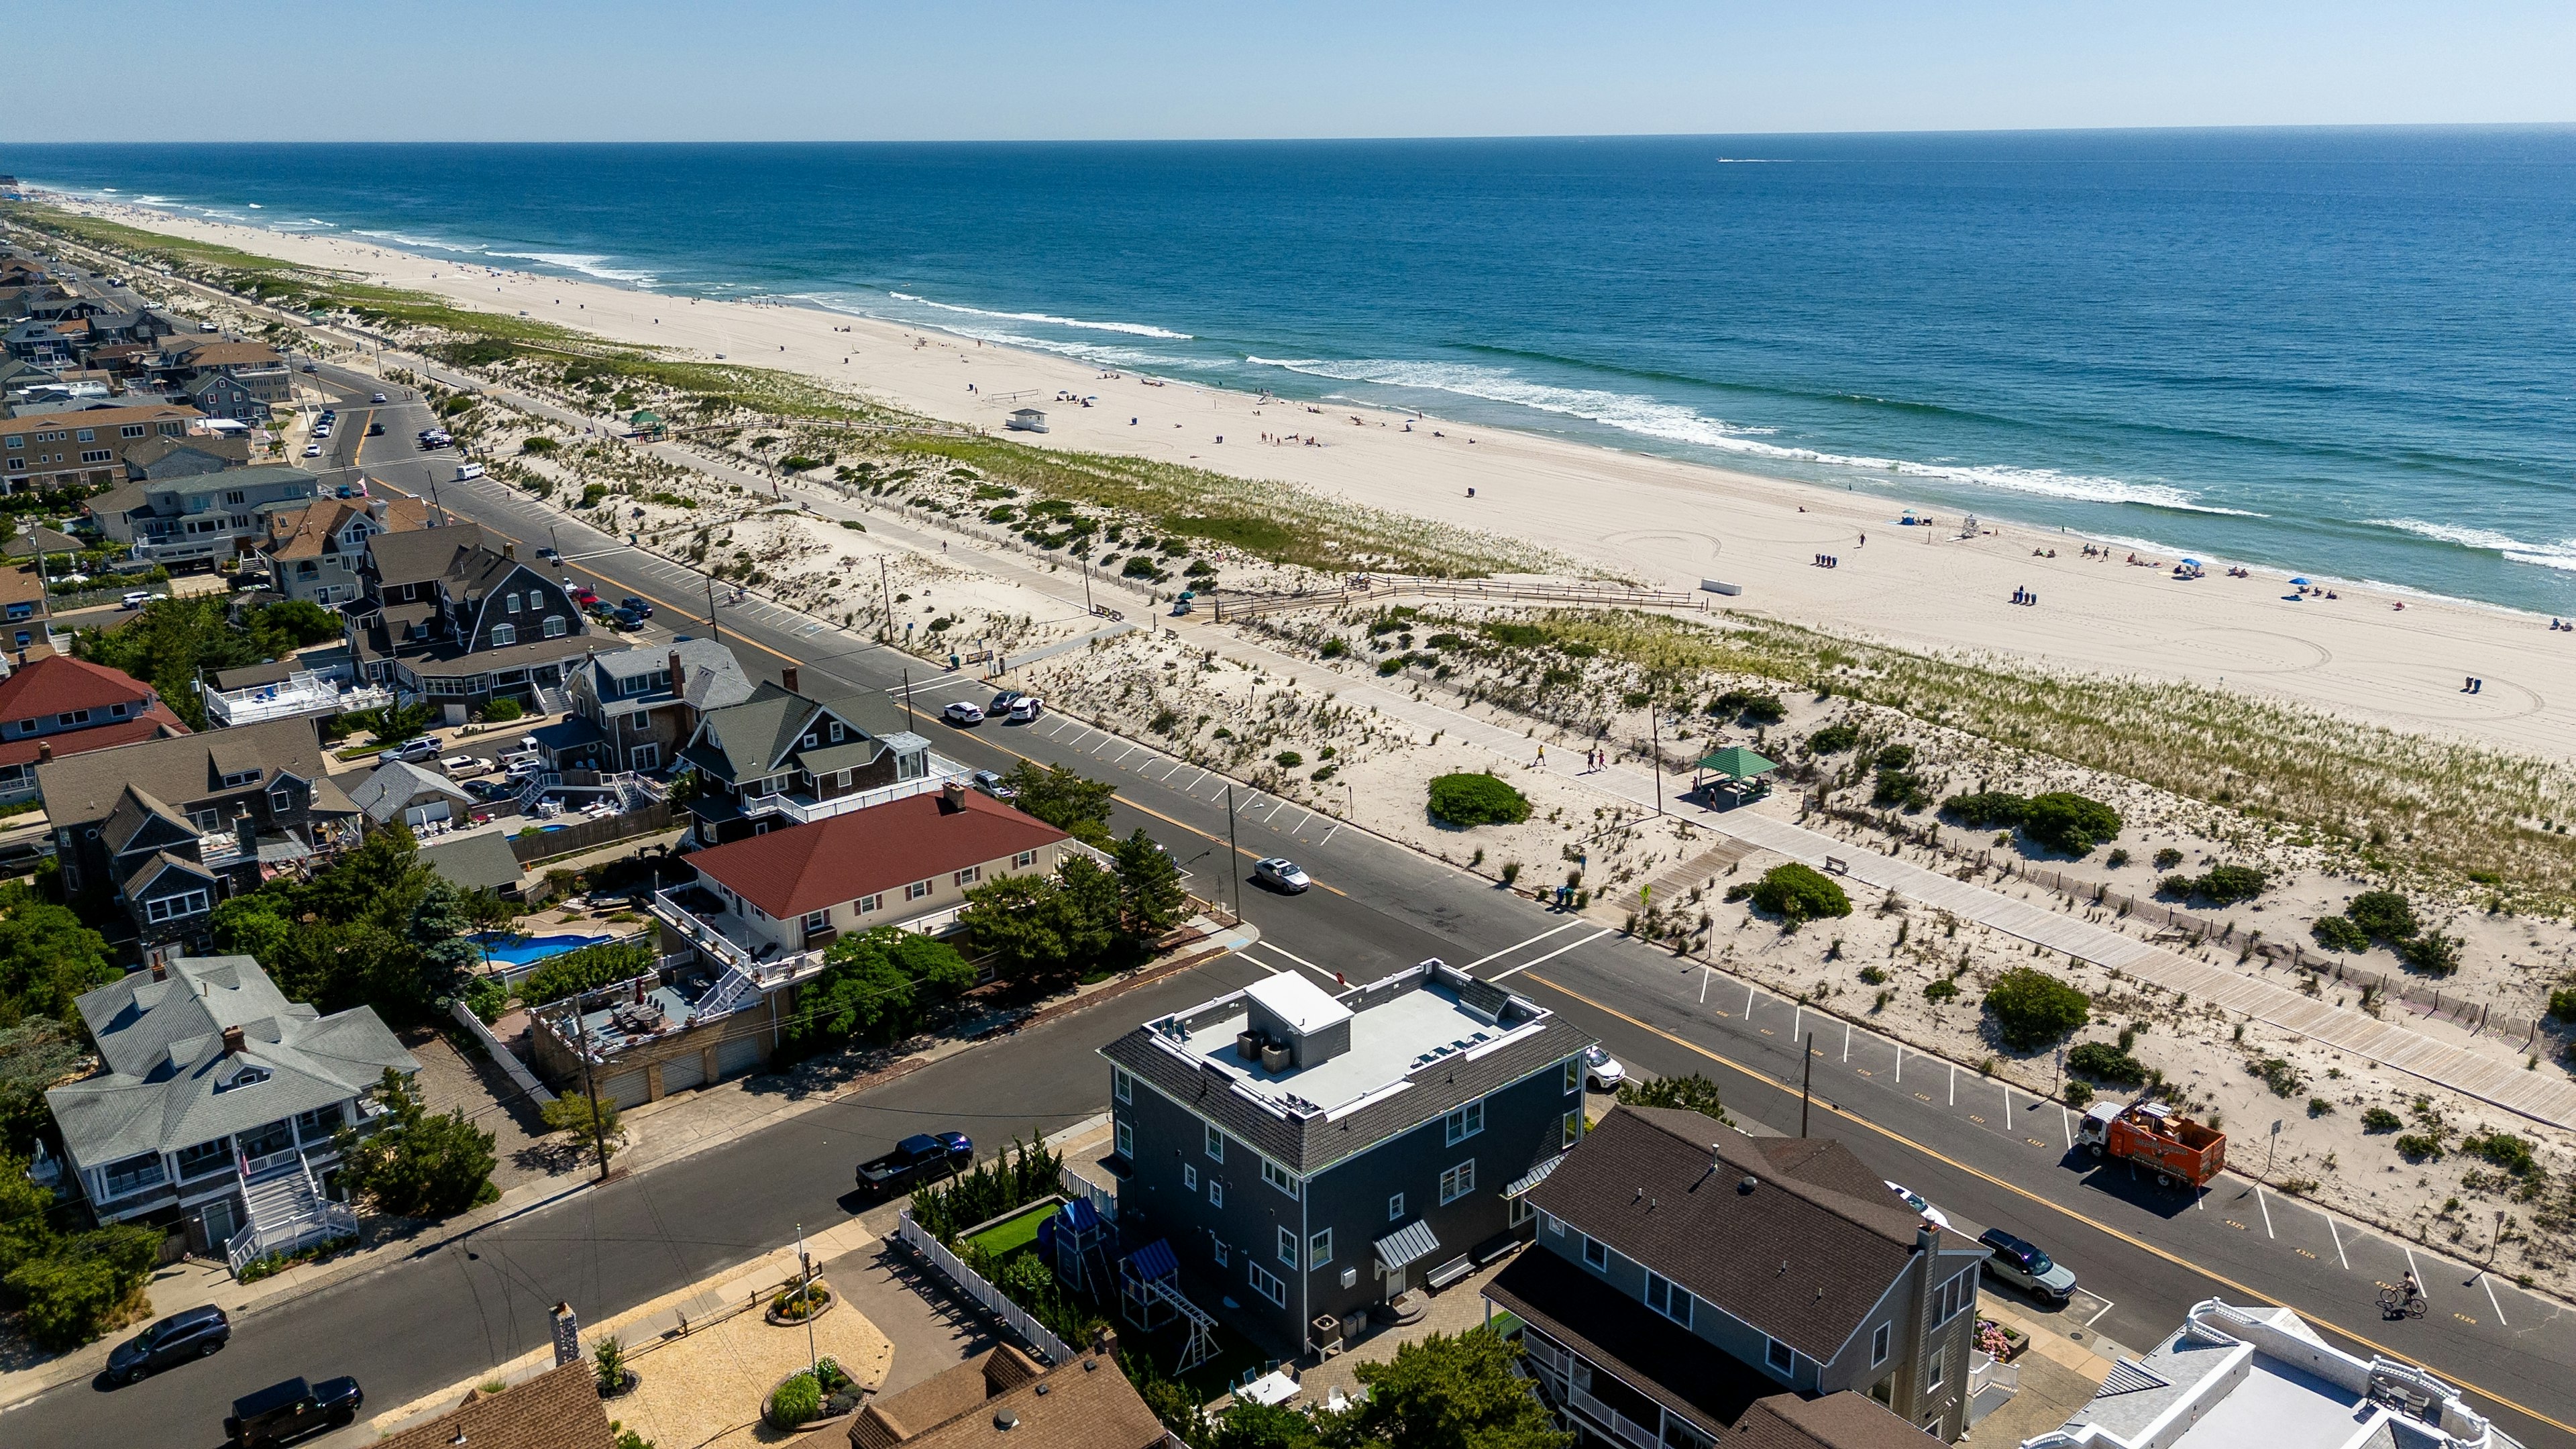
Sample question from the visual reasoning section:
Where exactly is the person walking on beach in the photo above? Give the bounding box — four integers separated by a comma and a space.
1536, 744, 1547, 769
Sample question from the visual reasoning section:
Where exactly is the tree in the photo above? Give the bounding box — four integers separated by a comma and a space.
784, 928, 973, 1053
1212, 1402, 1322, 1449
524, 941, 655, 1006
4, 1224, 159, 1351
956, 874, 1073, 984
1426, 773, 1531, 828
1615, 1072, 1731, 1124
0, 881, 118, 1027
71, 594, 339, 731
1983, 967, 2092, 1050
0, 1020, 86, 1156
1746, 863, 1851, 926
215, 826, 472, 1022
2017, 792, 2121, 856
1000, 761, 1118, 847
542, 1093, 627, 1168
1114, 828, 1187, 937
1346, 1330, 1569, 1449
256, 598, 343, 647
333, 1068, 497, 1218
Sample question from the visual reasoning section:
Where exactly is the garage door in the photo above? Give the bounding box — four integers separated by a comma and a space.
659, 1054, 707, 1093
715, 1036, 764, 1079
597, 1070, 649, 1110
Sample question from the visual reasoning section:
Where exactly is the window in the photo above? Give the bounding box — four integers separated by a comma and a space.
80, 449, 111, 464
224, 489, 246, 504
802, 733, 819, 748
506, 592, 523, 614
1212, 1238, 1229, 1266
1766, 1338, 1794, 1376
1208, 1179, 1223, 1208
1309, 1229, 1332, 1269
1444, 1099, 1483, 1146
1870, 1377, 1894, 1407
268, 784, 295, 812
1925, 1350, 1943, 1391
953, 865, 981, 887
1564, 1059, 1581, 1093
1387, 1193, 1405, 1222
1582, 1235, 1609, 1271
1261, 1159, 1297, 1198
1644, 1271, 1692, 1327
1541, 1210, 1562, 1236
1247, 1261, 1285, 1307
102, 1152, 167, 1197
1203, 1124, 1226, 1161
828, 721, 844, 742
56, 709, 89, 727
175, 1140, 229, 1180
147, 889, 211, 922
542, 614, 567, 637
905, 879, 934, 901
1278, 1226, 1299, 1269
804, 911, 830, 931
1183, 1164, 1197, 1191
1115, 1119, 1132, 1158
1113, 1069, 1132, 1104
1935, 1269, 1972, 1325
1562, 1111, 1581, 1149
857, 893, 883, 914
1871, 1323, 1892, 1368
1012, 850, 1037, 869
76, 428, 95, 442
1438, 1159, 1475, 1205
123, 424, 148, 439
489, 623, 517, 647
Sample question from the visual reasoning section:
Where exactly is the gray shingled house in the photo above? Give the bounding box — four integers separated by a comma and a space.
1483, 1104, 1994, 1446
675, 670, 947, 845
567, 637, 755, 775
1099, 961, 1591, 1357
45, 955, 417, 1269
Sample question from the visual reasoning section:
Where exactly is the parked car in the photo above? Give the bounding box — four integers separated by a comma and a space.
1580, 1043, 1625, 1091
612, 606, 648, 631
454, 462, 485, 481
1977, 1227, 2077, 1302
1884, 1181, 1951, 1232
441, 754, 493, 778
942, 701, 985, 726
855, 1131, 973, 1199
378, 736, 441, 765
120, 590, 154, 609
564, 580, 591, 600
970, 769, 1016, 802
301, 443, 323, 458
106, 1305, 229, 1385
1006, 694, 1044, 722
1252, 857, 1311, 893
370, 392, 388, 403
989, 689, 1027, 715
225, 1375, 363, 1448
619, 596, 653, 619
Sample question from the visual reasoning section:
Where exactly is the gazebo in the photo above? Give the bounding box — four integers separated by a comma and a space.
627, 409, 665, 438
1694, 745, 1777, 802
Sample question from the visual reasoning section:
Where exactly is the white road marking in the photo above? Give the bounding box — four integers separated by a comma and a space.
1949, 1063, 1957, 1107
1462, 920, 1588, 970
1185, 768, 1209, 790
1842, 1023, 1851, 1062
2256, 1185, 2275, 1239
2083, 1295, 2116, 1327
1250, 938, 1332, 976
2060, 1106, 2072, 1151
2404, 1246, 2425, 1302
2327, 1214, 2349, 1271
1237, 792, 1267, 814
1699, 965, 1712, 1004
1489, 928, 1617, 981
2481, 1273, 2507, 1326
1318, 822, 1341, 844
1894, 1045, 1902, 1084
1263, 798, 1291, 822
1746, 983, 1756, 1020
1116, 743, 1140, 765
1287, 810, 1313, 835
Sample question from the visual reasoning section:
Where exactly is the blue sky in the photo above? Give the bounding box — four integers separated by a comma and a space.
7, 0, 2573, 142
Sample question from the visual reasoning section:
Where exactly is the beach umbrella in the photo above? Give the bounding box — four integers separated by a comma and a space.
1697, 745, 1778, 781
2289, 576, 2312, 586
2180, 557, 2202, 567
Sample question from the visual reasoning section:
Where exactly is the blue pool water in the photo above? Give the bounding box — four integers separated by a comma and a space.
475, 932, 614, 967
13, 129, 2575, 610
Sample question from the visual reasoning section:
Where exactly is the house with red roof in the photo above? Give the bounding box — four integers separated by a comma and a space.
0, 653, 187, 802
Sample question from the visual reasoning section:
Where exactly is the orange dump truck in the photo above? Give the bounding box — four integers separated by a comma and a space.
2077, 1099, 2226, 1187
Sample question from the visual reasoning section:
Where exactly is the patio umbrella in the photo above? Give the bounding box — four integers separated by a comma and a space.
1697, 745, 1778, 780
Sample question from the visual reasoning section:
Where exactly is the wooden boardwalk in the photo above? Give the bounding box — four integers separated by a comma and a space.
1708, 811, 2576, 1130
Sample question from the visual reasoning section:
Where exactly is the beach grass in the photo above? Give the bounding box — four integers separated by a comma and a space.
1421, 606, 2576, 904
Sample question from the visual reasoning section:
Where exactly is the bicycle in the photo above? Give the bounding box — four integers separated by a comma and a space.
2377, 1285, 2428, 1320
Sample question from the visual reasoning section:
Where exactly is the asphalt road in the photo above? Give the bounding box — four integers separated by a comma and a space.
14, 360, 2566, 1444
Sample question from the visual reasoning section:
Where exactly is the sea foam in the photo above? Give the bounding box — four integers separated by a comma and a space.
887, 292, 1189, 339
2371, 519, 2576, 573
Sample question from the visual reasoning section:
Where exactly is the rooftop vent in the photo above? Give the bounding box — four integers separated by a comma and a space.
1739, 1175, 1758, 1194
994, 1409, 1018, 1430
1242, 973, 1353, 1070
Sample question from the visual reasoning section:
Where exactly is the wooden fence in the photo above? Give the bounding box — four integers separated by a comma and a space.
508, 801, 676, 864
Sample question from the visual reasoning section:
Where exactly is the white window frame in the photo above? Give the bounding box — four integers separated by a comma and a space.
953, 865, 981, 887
1208, 1179, 1224, 1208
146, 888, 211, 922
1562, 1110, 1581, 1148
1277, 1226, 1298, 1269
1444, 1099, 1483, 1146
1645, 1271, 1693, 1327
804, 910, 830, 931
1115, 1119, 1132, 1158
1012, 849, 1037, 869
1113, 1069, 1132, 1104
1183, 1164, 1197, 1192
506, 592, 523, 614
1203, 1124, 1225, 1163
857, 893, 883, 914
1247, 1260, 1285, 1307
1387, 1192, 1405, 1222
906, 879, 934, 901
1211, 1237, 1230, 1267
1925, 1348, 1944, 1391
489, 623, 517, 647
1438, 1158, 1476, 1205
1309, 1228, 1332, 1269
542, 614, 567, 637
1564, 1059, 1581, 1093
1261, 1159, 1297, 1199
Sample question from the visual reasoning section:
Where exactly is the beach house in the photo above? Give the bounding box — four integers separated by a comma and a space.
347, 527, 592, 720
87, 462, 323, 566
565, 637, 755, 774
673, 669, 957, 845
0, 653, 188, 803
6, 400, 209, 494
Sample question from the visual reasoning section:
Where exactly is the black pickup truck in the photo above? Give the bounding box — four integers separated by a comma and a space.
225, 1375, 362, 1448
856, 1131, 973, 1198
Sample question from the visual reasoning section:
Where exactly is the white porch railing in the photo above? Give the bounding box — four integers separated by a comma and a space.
895, 1208, 1077, 1365
225, 1200, 358, 1278
739, 758, 973, 826
204, 671, 390, 727
1970, 1349, 2019, 1399
1566, 1385, 1662, 1449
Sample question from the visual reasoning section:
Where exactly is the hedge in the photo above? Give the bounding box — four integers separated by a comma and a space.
1426, 772, 1531, 827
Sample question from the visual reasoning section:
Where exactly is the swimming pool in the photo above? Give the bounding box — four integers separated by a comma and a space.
474, 932, 615, 967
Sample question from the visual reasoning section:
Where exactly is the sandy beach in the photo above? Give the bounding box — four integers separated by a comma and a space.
50, 199, 2576, 768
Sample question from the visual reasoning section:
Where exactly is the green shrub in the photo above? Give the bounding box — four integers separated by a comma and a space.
1805, 722, 1860, 754
1709, 690, 1786, 724
2165, 864, 2267, 905
1873, 744, 1915, 772
1923, 979, 1960, 1003
2104, 849, 2131, 869
2400, 929, 2461, 976
1426, 772, 1530, 827
2068, 1040, 2147, 1085
2460, 1132, 2536, 1175
1274, 751, 1303, 768
1872, 769, 1932, 810
2248, 1057, 2305, 1098
767, 1371, 822, 1429
1983, 967, 2091, 1049
1318, 637, 1348, 659
480, 697, 524, 722
2019, 792, 2122, 856
2310, 916, 2370, 953
1747, 863, 1851, 925
2152, 848, 2184, 870
2393, 1132, 2443, 1161
1941, 791, 2028, 828
2346, 891, 2420, 942
2550, 989, 2576, 1023
2062, 1079, 2094, 1108
2361, 1106, 2403, 1132
523, 941, 653, 1006
1615, 1072, 1731, 1124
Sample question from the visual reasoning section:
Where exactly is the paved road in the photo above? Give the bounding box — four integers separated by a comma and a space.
17, 358, 2565, 1444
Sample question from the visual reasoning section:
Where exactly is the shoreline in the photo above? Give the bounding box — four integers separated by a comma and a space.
32, 195, 2576, 768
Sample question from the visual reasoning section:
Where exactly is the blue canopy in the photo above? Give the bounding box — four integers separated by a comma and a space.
1124, 1239, 1179, 1283
2289, 576, 2312, 586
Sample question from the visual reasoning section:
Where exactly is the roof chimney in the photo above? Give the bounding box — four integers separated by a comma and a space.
35, 741, 50, 763
501, 541, 515, 560
780, 665, 798, 694
667, 649, 684, 700
150, 959, 167, 982
941, 779, 966, 812
221, 1025, 246, 1056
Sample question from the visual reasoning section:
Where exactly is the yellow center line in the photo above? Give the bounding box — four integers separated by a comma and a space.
1520, 970, 2575, 1438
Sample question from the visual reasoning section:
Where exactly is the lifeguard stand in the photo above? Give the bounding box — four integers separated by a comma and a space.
1118, 1240, 1218, 1374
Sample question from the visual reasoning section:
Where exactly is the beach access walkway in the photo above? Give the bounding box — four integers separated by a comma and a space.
1169, 618, 2576, 1132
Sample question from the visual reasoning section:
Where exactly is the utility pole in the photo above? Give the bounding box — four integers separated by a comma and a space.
900, 667, 914, 731
704, 572, 721, 646
1225, 783, 1241, 922
1649, 710, 1664, 815
878, 557, 893, 644
560, 1002, 611, 1183
1799, 1032, 1815, 1137
798, 1222, 818, 1375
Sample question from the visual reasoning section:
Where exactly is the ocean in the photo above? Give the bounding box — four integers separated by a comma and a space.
12, 131, 2575, 612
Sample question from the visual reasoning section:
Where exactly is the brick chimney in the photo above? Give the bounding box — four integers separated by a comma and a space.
35, 741, 50, 763
780, 665, 798, 694
150, 959, 168, 982
502, 540, 515, 559
221, 1025, 246, 1056
941, 780, 966, 812
667, 649, 684, 701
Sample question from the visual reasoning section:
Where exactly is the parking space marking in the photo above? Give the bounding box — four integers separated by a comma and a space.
2327, 1213, 2349, 1270
1464, 920, 1591, 970
1185, 768, 1209, 790
1487, 928, 1615, 982
1263, 798, 1291, 822
2061, 1106, 2073, 1152
1287, 810, 1314, 835
1238, 792, 1267, 814
1116, 743, 1140, 765
2404, 1247, 2426, 1303
2255, 1185, 2275, 1239
2481, 1275, 2507, 1326
1319, 822, 1341, 844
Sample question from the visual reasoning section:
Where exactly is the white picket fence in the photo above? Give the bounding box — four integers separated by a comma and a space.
894, 1208, 1077, 1366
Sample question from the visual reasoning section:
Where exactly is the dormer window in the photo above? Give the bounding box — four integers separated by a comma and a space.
218, 769, 262, 788
828, 721, 844, 743
506, 592, 523, 614
542, 615, 567, 638
56, 709, 90, 728
213, 1063, 271, 1092
110, 702, 128, 717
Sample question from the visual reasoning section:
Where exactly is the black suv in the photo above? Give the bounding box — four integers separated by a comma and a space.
225, 1375, 364, 1447
105, 1305, 229, 1384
